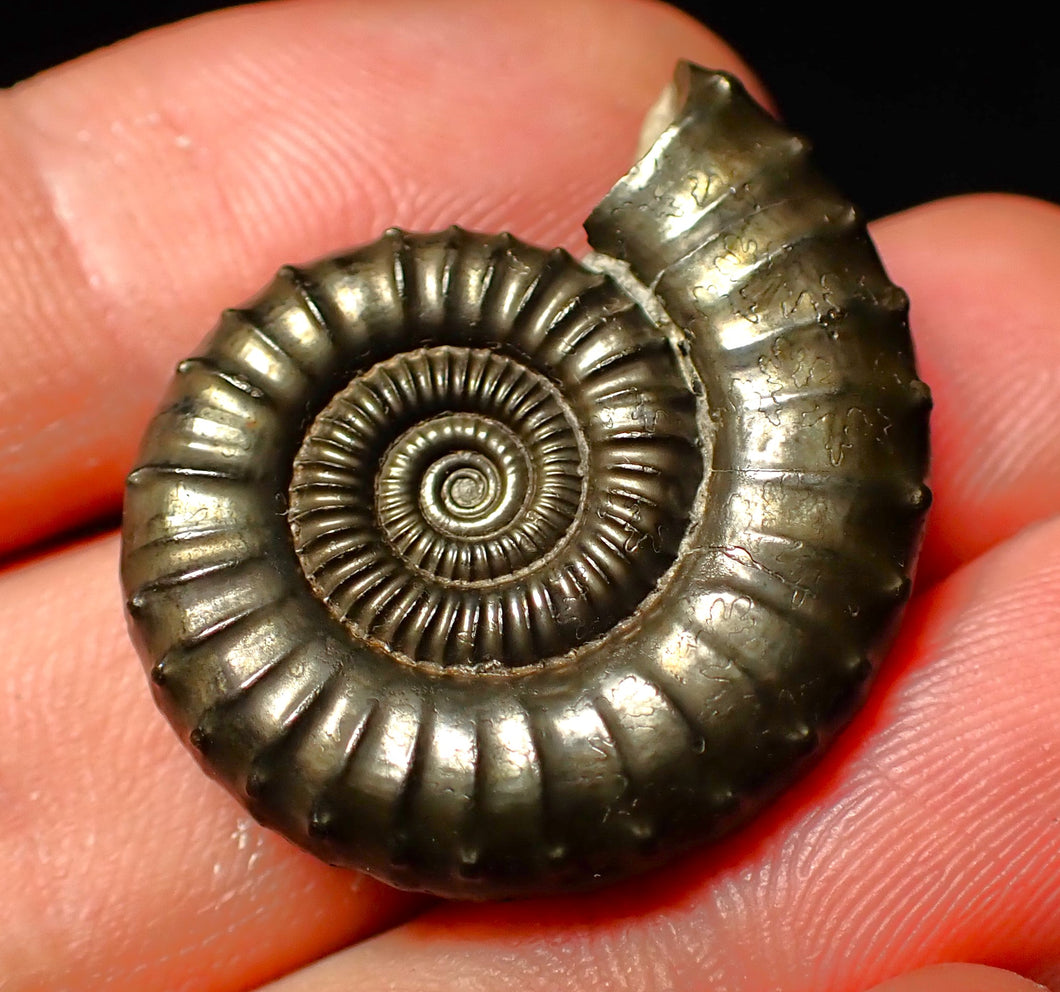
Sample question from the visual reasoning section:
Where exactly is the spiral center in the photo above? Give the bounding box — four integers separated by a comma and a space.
430, 455, 496, 523
406, 426, 526, 540
445, 467, 488, 511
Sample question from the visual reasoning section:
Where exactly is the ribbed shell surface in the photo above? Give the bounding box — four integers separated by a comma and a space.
121, 62, 930, 899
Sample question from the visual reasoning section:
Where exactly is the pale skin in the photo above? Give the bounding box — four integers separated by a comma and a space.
0, 2, 1057, 990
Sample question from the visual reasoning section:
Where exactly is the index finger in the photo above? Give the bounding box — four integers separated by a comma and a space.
0, 0, 762, 557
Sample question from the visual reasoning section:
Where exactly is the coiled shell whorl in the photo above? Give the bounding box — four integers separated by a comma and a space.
121, 62, 931, 899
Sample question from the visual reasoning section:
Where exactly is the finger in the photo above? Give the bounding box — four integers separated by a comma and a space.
256, 516, 1060, 992
865, 964, 1051, 992
0, 3, 760, 989
0, 534, 425, 990
870, 194, 1060, 586
0, 0, 762, 557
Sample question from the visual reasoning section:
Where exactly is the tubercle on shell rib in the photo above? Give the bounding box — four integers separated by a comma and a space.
120, 62, 930, 899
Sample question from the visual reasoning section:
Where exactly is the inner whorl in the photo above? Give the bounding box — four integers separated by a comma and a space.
284, 233, 702, 670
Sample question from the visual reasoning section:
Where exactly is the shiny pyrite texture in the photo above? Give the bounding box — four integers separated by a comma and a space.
120, 62, 931, 899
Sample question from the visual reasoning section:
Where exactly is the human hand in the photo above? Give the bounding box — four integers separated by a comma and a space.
0, 2, 1057, 990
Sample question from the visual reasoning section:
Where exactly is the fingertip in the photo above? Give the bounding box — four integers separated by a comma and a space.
866, 963, 1051, 992
622, 0, 773, 109
873, 192, 1060, 257
868, 193, 1060, 584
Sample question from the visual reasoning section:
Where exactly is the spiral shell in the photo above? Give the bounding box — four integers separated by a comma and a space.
121, 63, 930, 899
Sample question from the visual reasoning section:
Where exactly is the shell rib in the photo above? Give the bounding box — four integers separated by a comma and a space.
121, 62, 930, 899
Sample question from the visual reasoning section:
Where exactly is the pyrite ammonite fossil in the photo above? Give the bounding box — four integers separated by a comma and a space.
121, 62, 931, 899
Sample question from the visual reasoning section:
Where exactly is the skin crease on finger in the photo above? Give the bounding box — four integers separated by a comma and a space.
0, 3, 1057, 992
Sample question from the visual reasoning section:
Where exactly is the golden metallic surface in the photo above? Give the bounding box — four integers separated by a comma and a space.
121, 62, 931, 899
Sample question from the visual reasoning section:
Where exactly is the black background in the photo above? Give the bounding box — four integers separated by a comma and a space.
1, 2, 1054, 219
